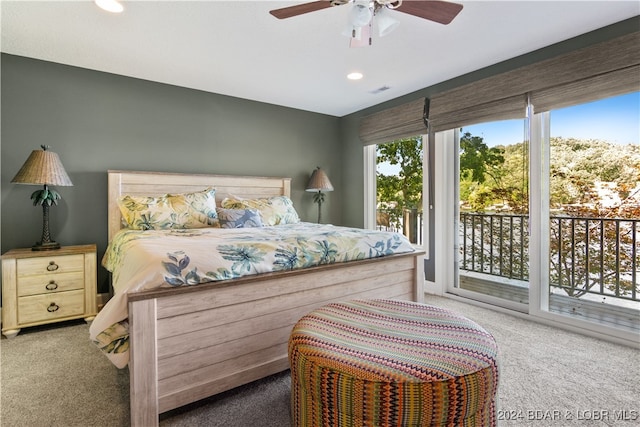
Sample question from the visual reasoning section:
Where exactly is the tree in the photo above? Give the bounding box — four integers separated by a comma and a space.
376, 137, 423, 236
549, 137, 640, 210
459, 132, 509, 211
459, 132, 505, 184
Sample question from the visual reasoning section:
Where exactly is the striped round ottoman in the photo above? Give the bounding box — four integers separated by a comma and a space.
288, 299, 499, 427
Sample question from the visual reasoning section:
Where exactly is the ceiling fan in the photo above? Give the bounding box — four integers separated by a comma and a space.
269, 0, 463, 46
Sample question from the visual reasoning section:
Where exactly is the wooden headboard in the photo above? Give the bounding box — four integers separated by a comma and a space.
107, 170, 292, 242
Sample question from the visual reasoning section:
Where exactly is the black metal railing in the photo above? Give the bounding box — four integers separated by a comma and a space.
459, 212, 639, 303
459, 213, 529, 280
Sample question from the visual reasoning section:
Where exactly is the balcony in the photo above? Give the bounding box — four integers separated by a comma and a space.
376, 209, 639, 333
459, 212, 639, 333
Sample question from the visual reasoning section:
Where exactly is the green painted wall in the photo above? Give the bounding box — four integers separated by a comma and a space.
1, 16, 636, 295
1, 54, 341, 291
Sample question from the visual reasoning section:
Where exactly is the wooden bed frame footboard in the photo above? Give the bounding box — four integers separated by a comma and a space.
128, 251, 424, 426
106, 170, 425, 426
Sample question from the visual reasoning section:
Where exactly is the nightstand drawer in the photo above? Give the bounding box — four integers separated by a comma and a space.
17, 271, 85, 297
2, 244, 97, 338
17, 254, 84, 277
18, 290, 85, 324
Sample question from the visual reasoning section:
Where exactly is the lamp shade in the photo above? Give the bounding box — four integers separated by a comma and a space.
306, 167, 334, 192
11, 147, 73, 186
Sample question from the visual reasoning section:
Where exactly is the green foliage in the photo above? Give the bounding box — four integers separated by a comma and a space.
459, 132, 505, 184
313, 191, 325, 205
377, 133, 639, 217
376, 137, 423, 233
459, 134, 640, 215
376, 136, 423, 210
459, 132, 509, 212
30, 187, 61, 207
549, 137, 640, 209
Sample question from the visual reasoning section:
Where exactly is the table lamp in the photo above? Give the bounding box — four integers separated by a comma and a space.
305, 166, 333, 223
11, 145, 73, 250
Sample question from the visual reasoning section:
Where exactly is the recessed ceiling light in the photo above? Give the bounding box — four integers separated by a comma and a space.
95, 0, 124, 13
347, 72, 364, 80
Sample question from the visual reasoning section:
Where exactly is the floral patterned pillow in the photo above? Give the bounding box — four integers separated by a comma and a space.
220, 195, 300, 226
118, 188, 219, 230
217, 208, 264, 229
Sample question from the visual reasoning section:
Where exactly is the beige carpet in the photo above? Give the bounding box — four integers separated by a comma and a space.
1, 296, 638, 426
433, 296, 639, 426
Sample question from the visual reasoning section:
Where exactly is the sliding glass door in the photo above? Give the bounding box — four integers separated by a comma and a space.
451, 118, 530, 310
443, 92, 639, 339
361, 92, 637, 341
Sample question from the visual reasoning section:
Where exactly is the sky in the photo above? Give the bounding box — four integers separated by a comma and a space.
463, 92, 640, 147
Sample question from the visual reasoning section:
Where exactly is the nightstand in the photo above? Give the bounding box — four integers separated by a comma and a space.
2, 244, 97, 338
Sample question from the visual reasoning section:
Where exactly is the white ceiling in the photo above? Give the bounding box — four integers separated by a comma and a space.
2, 1, 638, 117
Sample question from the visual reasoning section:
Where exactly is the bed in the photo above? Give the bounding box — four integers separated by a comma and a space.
92, 170, 425, 426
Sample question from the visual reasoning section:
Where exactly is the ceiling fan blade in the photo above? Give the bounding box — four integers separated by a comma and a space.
269, 1, 333, 19
396, 1, 463, 25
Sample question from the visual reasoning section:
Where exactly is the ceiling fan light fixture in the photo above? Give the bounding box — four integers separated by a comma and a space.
272, 0, 462, 47
348, 1, 373, 28
375, 7, 400, 37
95, 0, 124, 13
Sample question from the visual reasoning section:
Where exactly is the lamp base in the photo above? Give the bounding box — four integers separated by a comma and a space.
32, 241, 61, 251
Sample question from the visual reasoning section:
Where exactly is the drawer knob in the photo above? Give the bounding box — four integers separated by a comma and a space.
47, 302, 60, 312
46, 261, 59, 272
45, 281, 59, 291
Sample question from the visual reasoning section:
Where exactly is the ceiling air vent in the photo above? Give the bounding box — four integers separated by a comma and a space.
369, 85, 390, 95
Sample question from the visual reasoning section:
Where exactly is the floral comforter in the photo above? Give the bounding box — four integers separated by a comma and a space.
89, 222, 415, 368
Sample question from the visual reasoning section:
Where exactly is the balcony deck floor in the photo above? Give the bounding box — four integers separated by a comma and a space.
459, 273, 640, 334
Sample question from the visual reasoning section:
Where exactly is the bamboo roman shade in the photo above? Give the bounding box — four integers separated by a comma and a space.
429, 94, 526, 133
359, 98, 427, 146
430, 30, 640, 132
530, 64, 640, 113
359, 29, 639, 141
